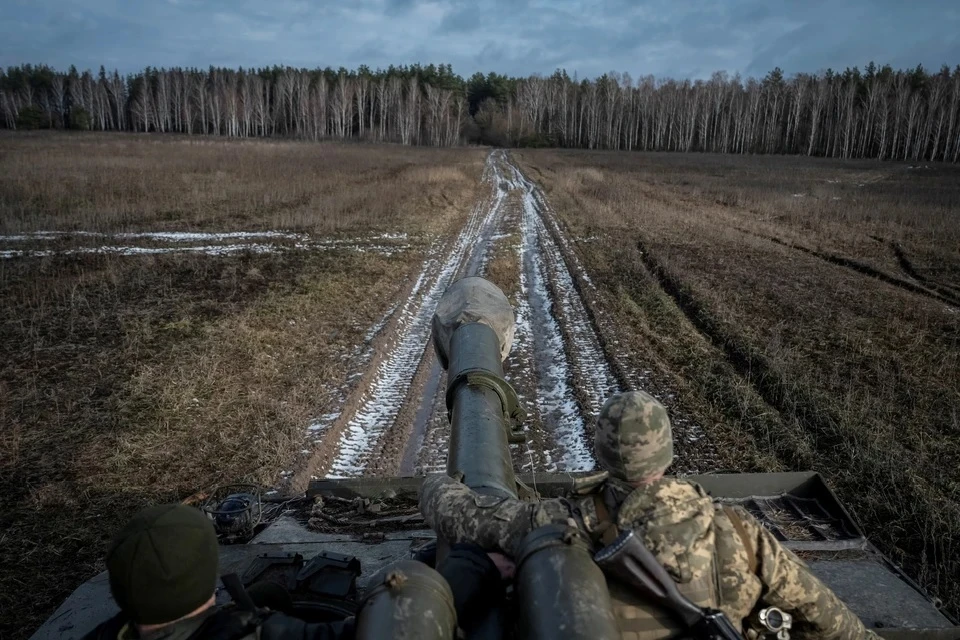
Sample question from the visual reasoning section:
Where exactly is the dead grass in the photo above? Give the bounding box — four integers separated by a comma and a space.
516, 149, 960, 617
0, 132, 485, 639
0, 131, 481, 236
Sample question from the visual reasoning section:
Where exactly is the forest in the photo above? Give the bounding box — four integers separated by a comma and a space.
2, 61, 959, 161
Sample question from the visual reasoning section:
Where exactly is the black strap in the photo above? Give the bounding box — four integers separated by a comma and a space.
595, 530, 744, 639
221, 573, 258, 613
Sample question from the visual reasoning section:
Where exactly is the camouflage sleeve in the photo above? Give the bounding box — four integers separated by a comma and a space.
736, 507, 881, 640
419, 474, 575, 556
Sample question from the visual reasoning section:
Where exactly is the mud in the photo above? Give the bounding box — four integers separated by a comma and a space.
499, 194, 552, 472
398, 358, 444, 474
506, 159, 622, 471
508, 157, 715, 475
399, 151, 514, 474
308, 150, 683, 481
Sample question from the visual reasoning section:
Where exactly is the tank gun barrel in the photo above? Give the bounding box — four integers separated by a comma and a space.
431, 278, 618, 640
431, 277, 522, 498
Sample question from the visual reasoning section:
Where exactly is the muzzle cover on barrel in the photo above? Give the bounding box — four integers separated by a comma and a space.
433, 278, 521, 498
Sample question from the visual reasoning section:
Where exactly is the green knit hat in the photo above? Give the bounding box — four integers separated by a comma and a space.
106, 504, 219, 625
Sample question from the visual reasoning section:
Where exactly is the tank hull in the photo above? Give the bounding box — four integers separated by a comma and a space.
33, 472, 957, 639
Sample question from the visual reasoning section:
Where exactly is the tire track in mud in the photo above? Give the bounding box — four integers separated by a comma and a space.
507, 158, 714, 473
504, 156, 621, 472
414, 152, 623, 473
776, 237, 959, 307
314, 150, 628, 479
733, 226, 959, 308
322, 151, 509, 478
889, 242, 960, 304
633, 235, 841, 461
408, 151, 515, 474
410, 189, 554, 474
506, 194, 554, 473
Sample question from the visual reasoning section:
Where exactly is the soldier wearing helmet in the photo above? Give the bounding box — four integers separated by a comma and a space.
420, 390, 880, 640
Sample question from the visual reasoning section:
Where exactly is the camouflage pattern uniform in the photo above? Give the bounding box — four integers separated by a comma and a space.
420, 391, 879, 640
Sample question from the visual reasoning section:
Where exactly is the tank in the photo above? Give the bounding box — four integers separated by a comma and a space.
32, 278, 959, 640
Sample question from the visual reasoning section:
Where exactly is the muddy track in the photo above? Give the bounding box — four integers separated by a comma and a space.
504, 159, 621, 470
317, 152, 506, 478
889, 242, 960, 304
509, 159, 715, 474
633, 237, 846, 465
305, 150, 632, 480
733, 226, 959, 308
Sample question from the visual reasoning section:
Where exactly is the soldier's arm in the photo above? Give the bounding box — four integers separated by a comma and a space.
736, 507, 881, 640
419, 473, 573, 556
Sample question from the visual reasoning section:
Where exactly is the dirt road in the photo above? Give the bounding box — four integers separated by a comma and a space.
314, 150, 623, 479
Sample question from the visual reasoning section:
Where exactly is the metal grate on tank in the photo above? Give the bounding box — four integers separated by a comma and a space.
720, 494, 865, 551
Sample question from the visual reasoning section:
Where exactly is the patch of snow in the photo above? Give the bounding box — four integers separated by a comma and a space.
1, 243, 282, 258
0, 230, 307, 242
121, 231, 307, 242
307, 411, 341, 434
0, 239, 411, 260
514, 161, 620, 410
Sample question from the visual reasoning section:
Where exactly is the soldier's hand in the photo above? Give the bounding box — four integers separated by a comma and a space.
487, 552, 516, 580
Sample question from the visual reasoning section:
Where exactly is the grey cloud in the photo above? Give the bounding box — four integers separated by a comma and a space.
385, 0, 418, 16
735, 3, 772, 24
744, 3, 959, 77
438, 5, 480, 33
0, 0, 957, 80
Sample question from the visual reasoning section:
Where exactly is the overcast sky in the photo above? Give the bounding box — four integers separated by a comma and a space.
2, 0, 958, 80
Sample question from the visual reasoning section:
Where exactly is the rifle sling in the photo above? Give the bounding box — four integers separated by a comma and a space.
593, 493, 621, 546
723, 506, 758, 575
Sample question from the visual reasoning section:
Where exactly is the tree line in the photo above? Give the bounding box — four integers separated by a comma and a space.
2, 62, 959, 161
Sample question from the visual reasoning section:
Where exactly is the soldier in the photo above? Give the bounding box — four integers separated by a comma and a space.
82, 503, 355, 640
420, 390, 880, 640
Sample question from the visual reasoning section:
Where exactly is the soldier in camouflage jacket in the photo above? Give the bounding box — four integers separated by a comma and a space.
420, 390, 879, 640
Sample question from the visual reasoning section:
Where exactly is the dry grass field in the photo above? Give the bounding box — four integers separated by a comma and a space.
0, 132, 485, 638
516, 149, 960, 615
5, 133, 958, 636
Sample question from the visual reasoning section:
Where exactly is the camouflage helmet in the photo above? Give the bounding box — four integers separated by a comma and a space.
594, 391, 673, 482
